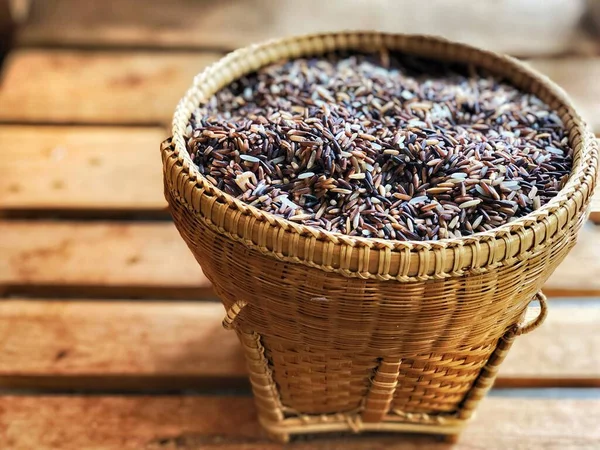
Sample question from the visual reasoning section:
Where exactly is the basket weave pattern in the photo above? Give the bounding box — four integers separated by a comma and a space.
162, 32, 597, 441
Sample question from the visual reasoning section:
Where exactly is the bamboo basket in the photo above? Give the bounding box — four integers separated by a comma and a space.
161, 32, 598, 442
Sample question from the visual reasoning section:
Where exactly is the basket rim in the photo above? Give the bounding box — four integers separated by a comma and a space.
166, 31, 597, 274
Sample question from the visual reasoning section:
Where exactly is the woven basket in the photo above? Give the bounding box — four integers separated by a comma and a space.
161, 32, 598, 442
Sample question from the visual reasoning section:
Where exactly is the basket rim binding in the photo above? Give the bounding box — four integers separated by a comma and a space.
166, 31, 598, 281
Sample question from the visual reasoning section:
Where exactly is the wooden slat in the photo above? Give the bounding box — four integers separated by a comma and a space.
1, 396, 599, 449
543, 225, 600, 297
0, 221, 211, 299
529, 58, 600, 135
2, 126, 598, 219
0, 126, 167, 216
0, 300, 597, 391
1, 221, 599, 299
500, 306, 600, 386
0, 300, 245, 390
16, 0, 596, 57
0, 50, 220, 125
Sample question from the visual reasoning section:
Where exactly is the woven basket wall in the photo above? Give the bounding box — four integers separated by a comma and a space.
161, 32, 598, 442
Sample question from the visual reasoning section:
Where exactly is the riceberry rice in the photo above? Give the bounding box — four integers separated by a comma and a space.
185, 51, 573, 241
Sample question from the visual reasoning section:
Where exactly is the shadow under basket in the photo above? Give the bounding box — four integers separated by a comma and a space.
161, 32, 598, 442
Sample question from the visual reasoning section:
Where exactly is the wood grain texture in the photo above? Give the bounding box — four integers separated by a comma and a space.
543, 225, 600, 297
0, 126, 167, 216
0, 300, 245, 390
15, 0, 594, 57
0, 221, 211, 299
1, 396, 599, 449
0, 50, 219, 125
0, 300, 597, 391
1, 221, 599, 299
500, 306, 600, 386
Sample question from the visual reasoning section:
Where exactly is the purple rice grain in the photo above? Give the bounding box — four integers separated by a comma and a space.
185, 51, 573, 241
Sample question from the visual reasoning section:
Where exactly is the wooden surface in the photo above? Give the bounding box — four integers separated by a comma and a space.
15, 0, 596, 57
500, 305, 600, 385
529, 58, 600, 136
1, 2, 600, 448
0, 126, 167, 216
1, 397, 599, 449
0, 221, 210, 299
0, 50, 219, 125
0, 300, 245, 391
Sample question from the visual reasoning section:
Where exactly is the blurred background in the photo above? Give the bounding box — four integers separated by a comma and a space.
0, 1, 599, 448
4, 0, 600, 55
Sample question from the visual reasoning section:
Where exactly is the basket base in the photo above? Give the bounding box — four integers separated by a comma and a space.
259, 414, 465, 443
229, 309, 530, 444
265, 431, 461, 445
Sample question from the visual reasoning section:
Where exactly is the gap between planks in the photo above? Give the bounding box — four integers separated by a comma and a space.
1, 396, 599, 449
0, 299, 597, 392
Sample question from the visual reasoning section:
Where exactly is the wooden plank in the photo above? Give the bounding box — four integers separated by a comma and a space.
2, 126, 598, 219
0, 221, 212, 299
0, 126, 167, 217
500, 306, 600, 387
1, 221, 599, 299
529, 58, 600, 135
0, 50, 220, 125
15, 0, 595, 57
544, 225, 600, 297
0, 300, 245, 391
1, 396, 599, 449
0, 300, 597, 391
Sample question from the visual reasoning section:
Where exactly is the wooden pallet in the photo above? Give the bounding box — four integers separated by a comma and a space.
1, 1, 600, 448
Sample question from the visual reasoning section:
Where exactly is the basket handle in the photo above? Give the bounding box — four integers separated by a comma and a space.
222, 300, 248, 330
514, 291, 548, 336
